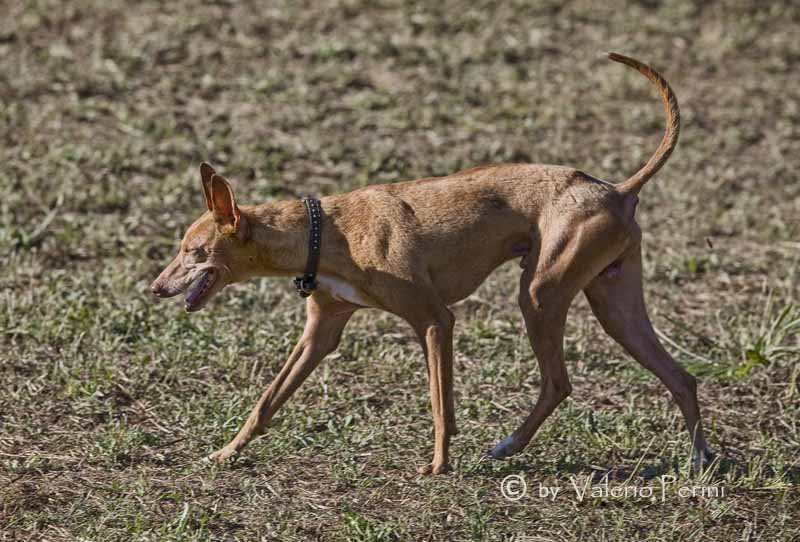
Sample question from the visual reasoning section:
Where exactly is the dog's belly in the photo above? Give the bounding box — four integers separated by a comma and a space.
429, 235, 534, 305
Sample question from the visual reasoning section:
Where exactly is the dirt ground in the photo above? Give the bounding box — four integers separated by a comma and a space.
1, 1, 798, 540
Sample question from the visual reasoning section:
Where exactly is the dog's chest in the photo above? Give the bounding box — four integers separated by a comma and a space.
317, 274, 373, 307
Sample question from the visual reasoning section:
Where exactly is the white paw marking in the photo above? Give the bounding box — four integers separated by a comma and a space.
490, 435, 517, 459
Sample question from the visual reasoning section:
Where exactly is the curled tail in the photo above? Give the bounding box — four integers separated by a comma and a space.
607, 53, 680, 196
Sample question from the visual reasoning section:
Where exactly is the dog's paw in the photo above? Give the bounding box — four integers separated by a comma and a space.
691, 447, 715, 475
417, 462, 450, 475
488, 435, 520, 460
207, 446, 237, 464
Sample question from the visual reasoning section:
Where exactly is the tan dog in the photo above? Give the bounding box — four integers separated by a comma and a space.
152, 53, 713, 475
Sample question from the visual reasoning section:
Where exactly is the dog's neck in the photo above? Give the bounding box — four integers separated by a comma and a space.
240, 200, 318, 277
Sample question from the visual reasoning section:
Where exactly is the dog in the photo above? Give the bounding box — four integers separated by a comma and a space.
151, 53, 713, 475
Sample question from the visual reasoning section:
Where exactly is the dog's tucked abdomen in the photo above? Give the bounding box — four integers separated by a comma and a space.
323, 164, 632, 306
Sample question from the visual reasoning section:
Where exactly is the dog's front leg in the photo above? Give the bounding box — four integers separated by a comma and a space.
410, 307, 456, 475
209, 294, 355, 463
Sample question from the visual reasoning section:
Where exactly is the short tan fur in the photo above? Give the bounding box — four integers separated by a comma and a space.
152, 53, 713, 475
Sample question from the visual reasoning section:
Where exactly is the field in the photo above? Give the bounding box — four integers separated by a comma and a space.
1, 1, 799, 540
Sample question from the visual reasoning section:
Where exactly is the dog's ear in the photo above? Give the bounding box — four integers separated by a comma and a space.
209, 174, 242, 235
200, 162, 216, 211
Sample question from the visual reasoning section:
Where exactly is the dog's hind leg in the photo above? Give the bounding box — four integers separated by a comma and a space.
490, 213, 627, 460
584, 247, 714, 472
208, 292, 356, 463
489, 257, 574, 459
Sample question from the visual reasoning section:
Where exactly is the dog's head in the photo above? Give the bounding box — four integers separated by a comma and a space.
151, 163, 252, 312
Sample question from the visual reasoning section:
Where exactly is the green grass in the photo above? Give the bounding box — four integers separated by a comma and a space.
1, 1, 799, 540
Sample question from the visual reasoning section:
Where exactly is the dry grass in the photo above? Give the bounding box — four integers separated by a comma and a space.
1, 1, 798, 540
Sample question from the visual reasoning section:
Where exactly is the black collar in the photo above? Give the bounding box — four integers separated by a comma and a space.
293, 197, 322, 297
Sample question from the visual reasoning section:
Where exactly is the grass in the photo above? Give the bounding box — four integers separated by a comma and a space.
1, 0, 799, 540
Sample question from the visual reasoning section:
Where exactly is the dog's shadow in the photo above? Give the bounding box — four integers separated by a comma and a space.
466, 452, 795, 485
468, 453, 675, 481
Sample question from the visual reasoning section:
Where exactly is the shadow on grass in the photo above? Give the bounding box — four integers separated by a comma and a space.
465, 451, 800, 486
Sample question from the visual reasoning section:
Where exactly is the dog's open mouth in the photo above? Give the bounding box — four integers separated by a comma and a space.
185, 269, 217, 312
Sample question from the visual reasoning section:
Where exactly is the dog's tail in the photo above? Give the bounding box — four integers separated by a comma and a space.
607, 53, 679, 197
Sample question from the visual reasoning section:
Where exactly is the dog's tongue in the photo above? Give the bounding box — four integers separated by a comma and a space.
185, 270, 210, 308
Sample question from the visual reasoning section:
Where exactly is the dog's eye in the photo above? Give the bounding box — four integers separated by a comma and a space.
182, 247, 206, 263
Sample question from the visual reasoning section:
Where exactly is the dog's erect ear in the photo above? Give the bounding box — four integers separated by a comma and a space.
210, 173, 242, 234
200, 162, 216, 211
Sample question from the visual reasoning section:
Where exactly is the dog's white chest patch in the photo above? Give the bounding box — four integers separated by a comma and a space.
317, 274, 373, 307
